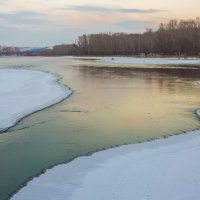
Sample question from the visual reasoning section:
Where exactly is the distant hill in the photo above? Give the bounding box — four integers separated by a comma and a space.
19, 47, 53, 53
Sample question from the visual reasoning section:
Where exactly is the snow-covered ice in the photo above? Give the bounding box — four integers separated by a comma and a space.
98, 57, 200, 65
9, 74, 200, 200
56, 56, 200, 65
0, 69, 71, 131
11, 108, 200, 200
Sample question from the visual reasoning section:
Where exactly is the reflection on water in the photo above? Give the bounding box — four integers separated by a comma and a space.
0, 57, 200, 199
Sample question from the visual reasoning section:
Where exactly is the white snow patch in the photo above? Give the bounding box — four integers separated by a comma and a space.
0, 69, 71, 131
98, 57, 200, 65
53, 56, 200, 65
11, 109, 200, 200
61, 56, 200, 65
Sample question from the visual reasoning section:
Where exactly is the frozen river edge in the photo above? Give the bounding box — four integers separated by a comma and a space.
0, 69, 72, 132
11, 89, 200, 199
11, 128, 200, 200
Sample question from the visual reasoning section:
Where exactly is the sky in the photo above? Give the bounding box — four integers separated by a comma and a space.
0, 0, 200, 47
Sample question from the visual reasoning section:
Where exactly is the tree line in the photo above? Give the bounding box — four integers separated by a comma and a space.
1, 18, 200, 56
0, 46, 19, 55
76, 18, 200, 56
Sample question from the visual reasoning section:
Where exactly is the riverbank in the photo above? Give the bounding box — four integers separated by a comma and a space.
64, 56, 200, 65
1, 57, 200, 200
11, 111, 200, 200
98, 56, 200, 65
0, 69, 72, 132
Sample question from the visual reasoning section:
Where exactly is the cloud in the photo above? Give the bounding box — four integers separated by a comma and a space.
0, 0, 5, 4
116, 20, 153, 32
0, 11, 49, 28
119, 8, 165, 14
65, 5, 166, 14
117, 20, 149, 27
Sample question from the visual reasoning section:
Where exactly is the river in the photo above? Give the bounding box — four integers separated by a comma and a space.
0, 57, 200, 199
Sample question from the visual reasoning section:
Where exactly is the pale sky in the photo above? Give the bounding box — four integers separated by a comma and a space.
0, 0, 199, 47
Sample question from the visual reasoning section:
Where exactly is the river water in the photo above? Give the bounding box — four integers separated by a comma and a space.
0, 57, 200, 199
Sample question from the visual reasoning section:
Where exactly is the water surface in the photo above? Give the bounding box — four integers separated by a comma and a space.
0, 57, 200, 199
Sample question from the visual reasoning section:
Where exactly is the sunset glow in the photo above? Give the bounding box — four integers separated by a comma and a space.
0, 0, 199, 46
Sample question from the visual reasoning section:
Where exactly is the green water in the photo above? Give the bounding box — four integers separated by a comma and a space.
1, 57, 200, 200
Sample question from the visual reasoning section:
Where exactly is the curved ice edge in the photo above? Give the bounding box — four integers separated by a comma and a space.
11, 82, 200, 200
0, 69, 72, 132
11, 126, 200, 200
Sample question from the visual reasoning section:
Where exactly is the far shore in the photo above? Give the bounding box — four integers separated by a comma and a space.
71, 54, 200, 59
1, 54, 200, 59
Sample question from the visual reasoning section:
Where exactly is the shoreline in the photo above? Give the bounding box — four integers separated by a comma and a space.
72, 55, 200, 59
1, 56, 200, 66
0, 69, 72, 132
11, 107, 200, 200
1, 65, 200, 199
1, 54, 200, 58
46, 56, 200, 65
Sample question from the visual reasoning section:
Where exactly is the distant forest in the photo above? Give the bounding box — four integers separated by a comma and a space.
76, 18, 200, 56
1, 18, 200, 56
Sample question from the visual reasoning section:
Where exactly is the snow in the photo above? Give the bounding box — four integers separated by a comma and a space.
98, 57, 200, 65
0, 69, 71, 131
9, 75, 200, 200
11, 107, 200, 200
61, 56, 200, 65
63, 56, 200, 65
